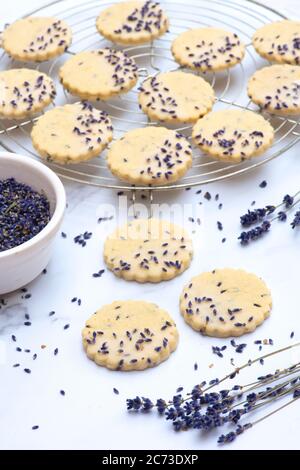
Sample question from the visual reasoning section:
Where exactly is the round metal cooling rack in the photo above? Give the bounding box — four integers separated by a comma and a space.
0, 0, 299, 191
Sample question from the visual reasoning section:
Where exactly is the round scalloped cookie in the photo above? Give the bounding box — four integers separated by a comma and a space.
0, 69, 56, 119
59, 48, 138, 100
180, 268, 272, 338
248, 64, 300, 115
96, 1, 169, 45
82, 300, 179, 371
252, 20, 300, 65
31, 102, 113, 164
107, 126, 193, 186
138, 71, 215, 123
104, 218, 193, 282
192, 109, 274, 162
2, 17, 72, 62
171, 27, 245, 72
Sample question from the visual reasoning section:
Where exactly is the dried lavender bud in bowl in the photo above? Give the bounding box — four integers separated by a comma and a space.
0, 152, 66, 295
0, 178, 50, 252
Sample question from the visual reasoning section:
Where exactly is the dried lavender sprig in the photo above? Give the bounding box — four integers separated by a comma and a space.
239, 195, 300, 245
238, 362, 300, 393
127, 342, 300, 411
127, 343, 300, 442
228, 372, 300, 413
238, 221, 271, 245
240, 190, 300, 228
219, 394, 300, 444
199, 341, 300, 397
240, 206, 275, 227
248, 380, 300, 412
182, 342, 300, 407
271, 197, 300, 223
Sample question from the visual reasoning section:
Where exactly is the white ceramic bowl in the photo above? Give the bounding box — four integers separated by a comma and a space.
0, 152, 66, 295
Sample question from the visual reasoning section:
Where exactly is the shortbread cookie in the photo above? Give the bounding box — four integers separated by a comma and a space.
138, 71, 215, 123
104, 218, 193, 283
31, 102, 113, 164
96, 1, 169, 45
180, 268, 272, 338
2, 17, 72, 62
82, 300, 178, 371
59, 49, 138, 100
0, 69, 56, 119
107, 126, 192, 185
253, 20, 300, 65
192, 109, 274, 162
171, 28, 245, 72
248, 65, 300, 115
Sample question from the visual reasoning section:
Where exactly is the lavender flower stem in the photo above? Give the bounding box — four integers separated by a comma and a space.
165, 342, 300, 409
251, 395, 300, 427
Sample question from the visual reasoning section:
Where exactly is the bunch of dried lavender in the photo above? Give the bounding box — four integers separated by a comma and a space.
127, 342, 300, 445
238, 191, 300, 245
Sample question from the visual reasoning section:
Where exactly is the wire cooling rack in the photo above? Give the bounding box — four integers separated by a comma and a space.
0, 0, 299, 190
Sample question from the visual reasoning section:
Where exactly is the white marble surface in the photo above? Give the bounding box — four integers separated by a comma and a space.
1, 0, 300, 451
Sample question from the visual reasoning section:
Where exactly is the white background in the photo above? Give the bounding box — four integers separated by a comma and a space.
1, 0, 300, 451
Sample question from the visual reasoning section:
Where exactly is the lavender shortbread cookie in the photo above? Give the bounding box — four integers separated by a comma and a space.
2, 17, 72, 62
59, 49, 138, 100
96, 1, 169, 45
192, 109, 274, 162
82, 300, 179, 371
104, 218, 193, 282
138, 71, 215, 123
180, 268, 272, 338
0, 69, 56, 119
171, 27, 245, 72
252, 20, 300, 65
107, 126, 192, 185
31, 102, 113, 164
248, 65, 300, 115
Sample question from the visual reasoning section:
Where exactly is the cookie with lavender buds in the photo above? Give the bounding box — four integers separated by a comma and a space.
104, 218, 193, 283
107, 126, 192, 185
2, 17, 72, 62
0, 69, 56, 119
96, 1, 169, 45
82, 300, 178, 371
171, 28, 245, 72
31, 102, 113, 164
248, 65, 300, 115
138, 71, 215, 123
180, 268, 272, 338
59, 49, 138, 100
192, 109, 274, 162
252, 21, 300, 65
